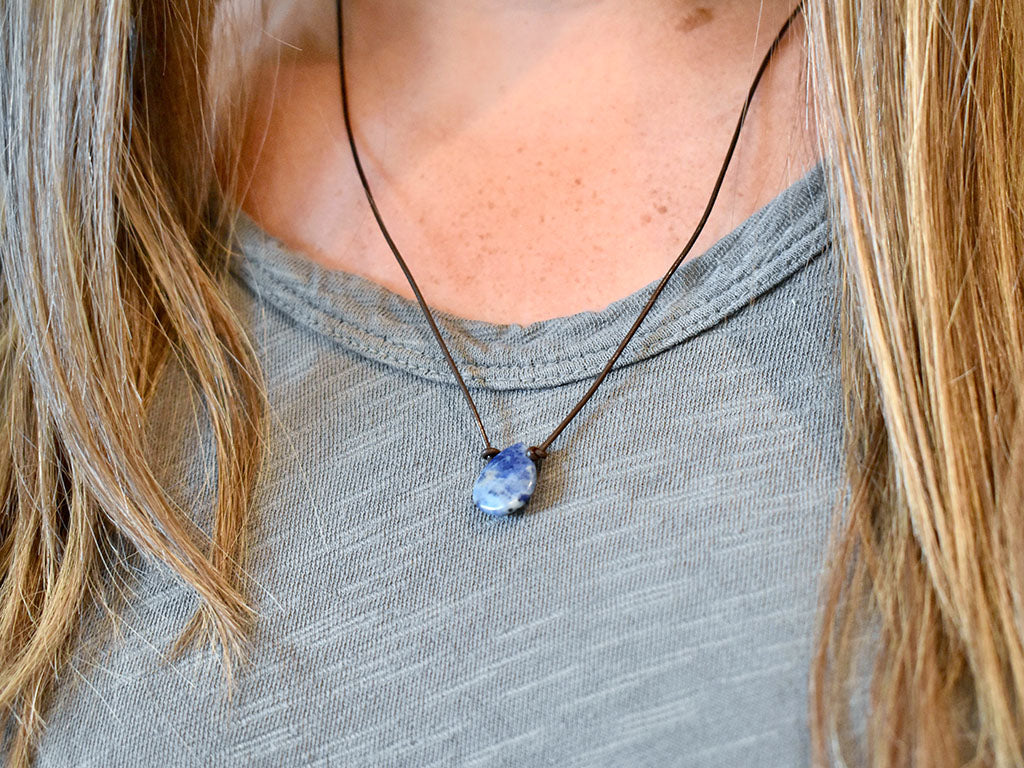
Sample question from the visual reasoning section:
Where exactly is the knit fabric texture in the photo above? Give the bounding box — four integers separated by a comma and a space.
30, 161, 857, 767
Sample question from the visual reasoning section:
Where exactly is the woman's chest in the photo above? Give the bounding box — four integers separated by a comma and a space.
35, 241, 845, 767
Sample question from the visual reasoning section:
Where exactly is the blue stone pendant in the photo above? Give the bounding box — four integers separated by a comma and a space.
472, 442, 538, 517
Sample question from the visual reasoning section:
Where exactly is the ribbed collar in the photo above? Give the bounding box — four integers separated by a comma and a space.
227, 162, 829, 391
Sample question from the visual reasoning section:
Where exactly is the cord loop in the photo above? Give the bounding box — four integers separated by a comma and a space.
335, 0, 805, 461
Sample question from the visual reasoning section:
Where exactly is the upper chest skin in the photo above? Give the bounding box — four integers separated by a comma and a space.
236, 2, 819, 326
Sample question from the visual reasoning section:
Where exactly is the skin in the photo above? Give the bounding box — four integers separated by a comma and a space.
238, 0, 818, 325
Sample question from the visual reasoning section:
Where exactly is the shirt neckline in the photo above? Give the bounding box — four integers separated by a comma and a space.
227, 161, 829, 391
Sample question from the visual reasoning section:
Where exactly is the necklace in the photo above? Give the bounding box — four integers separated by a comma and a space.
334, 1, 805, 517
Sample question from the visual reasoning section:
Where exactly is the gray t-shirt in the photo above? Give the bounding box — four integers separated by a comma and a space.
32, 161, 851, 767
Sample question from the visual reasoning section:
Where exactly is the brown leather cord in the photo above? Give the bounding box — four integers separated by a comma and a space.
334, 1, 805, 465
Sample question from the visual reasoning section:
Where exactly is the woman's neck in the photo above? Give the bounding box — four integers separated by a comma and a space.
341, 1, 794, 151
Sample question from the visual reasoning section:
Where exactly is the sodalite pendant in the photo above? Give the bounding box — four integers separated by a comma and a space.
472, 442, 538, 517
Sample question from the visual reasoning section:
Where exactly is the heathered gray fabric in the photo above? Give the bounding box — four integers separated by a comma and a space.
31, 161, 854, 767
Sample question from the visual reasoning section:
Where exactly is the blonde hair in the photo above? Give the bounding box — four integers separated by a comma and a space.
1, 1, 1021, 766
805, 1, 1024, 765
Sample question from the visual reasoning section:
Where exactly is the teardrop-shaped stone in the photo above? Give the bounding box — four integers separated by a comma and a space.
472, 442, 537, 517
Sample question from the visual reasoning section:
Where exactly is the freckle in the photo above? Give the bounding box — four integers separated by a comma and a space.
656, 204, 668, 214
574, 177, 582, 186
642, 213, 653, 224
611, 167, 618, 175
487, 200, 495, 209
536, 160, 543, 167
540, 214, 546, 223
516, 146, 524, 153
675, 7, 713, 34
